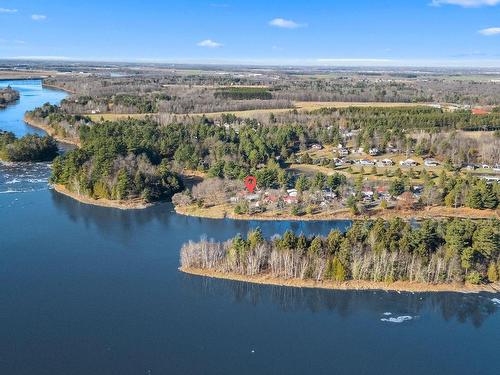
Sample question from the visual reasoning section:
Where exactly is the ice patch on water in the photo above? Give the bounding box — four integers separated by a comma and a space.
0, 189, 24, 194
380, 315, 413, 323
382, 312, 392, 316
492, 298, 500, 305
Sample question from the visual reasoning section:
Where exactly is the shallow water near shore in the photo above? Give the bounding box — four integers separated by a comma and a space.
0, 80, 499, 375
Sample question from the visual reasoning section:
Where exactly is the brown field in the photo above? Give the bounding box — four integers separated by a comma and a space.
293, 101, 427, 110
175, 202, 499, 222
0, 69, 58, 80
88, 113, 154, 121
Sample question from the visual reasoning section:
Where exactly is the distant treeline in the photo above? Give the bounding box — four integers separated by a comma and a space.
214, 87, 273, 100
181, 218, 500, 285
61, 93, 172, 114
312, 106, 500, 131
0, 131, 58, 162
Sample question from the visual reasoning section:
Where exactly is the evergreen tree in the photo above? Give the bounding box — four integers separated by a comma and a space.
487, 263, 498, 283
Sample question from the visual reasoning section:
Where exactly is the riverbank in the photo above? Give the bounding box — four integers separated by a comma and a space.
23, 114, 81, 146
52, 184, 153, 210
175, 203, 499, 221
180, 267, 500, 294
41, 82, 77, 94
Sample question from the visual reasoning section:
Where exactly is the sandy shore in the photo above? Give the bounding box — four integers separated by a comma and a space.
180, 267, 500, 294
23, 114, 81, 146
52, 184, 153, 210
175, 203, 499, 222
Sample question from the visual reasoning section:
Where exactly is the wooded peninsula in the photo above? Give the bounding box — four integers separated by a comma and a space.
180, 218, 500, 292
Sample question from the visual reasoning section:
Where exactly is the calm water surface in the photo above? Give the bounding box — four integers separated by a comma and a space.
0, 81, 499, 375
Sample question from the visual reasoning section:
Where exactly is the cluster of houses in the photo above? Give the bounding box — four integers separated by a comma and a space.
309, 143, 451, 170
228, 180, 428, 213
231, 187, 339, 210
333, 144, 383, 157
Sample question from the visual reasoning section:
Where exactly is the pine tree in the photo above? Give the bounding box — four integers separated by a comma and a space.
115, 168, 129, 200
467, 188, 482, 209
487, 263, 498, 283
330, 256, 346, 281
481, 185, 498, 209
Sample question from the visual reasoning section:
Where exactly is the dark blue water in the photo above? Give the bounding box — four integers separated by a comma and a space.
1, 81, 499, 375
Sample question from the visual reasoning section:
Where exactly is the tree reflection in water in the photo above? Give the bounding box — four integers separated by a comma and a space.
183, 273, 499, 328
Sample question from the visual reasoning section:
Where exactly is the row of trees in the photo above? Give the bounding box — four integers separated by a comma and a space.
314, 106, 500, 131
214, 87, 273, 100
181, 218, 500, 285
0, 131, 58, 162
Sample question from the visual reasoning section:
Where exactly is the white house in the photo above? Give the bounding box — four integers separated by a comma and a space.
310, 143, 323, 150
359, 159, 375, 166
424, 158, 439, 167
400, 159, 418, 167
338, 148, 349, 157
380, 158, 394, 166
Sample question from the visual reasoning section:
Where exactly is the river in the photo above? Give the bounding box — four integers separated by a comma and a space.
0, 80, 499, 375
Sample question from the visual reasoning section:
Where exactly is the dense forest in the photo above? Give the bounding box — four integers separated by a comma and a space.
181, 218, 500, 285
0, 86, 19, 108
214, 87, 273, 100
50, 119, 184, 202
311, 106, 500, 131
0, 131, 58, 162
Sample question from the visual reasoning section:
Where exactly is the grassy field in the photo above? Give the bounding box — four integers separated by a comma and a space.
88, 113, 154, 121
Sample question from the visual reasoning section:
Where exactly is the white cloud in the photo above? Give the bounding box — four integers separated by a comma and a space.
431, 0, 500, 7
269, 18, 305, 29
0, 8, 18, 13
197, 39, 223, 48
0, 39, 25, 44
31, 14, 47, 21
479, 27, 500, 35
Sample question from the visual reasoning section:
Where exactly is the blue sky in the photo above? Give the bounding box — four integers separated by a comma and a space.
1, 0, 500, 66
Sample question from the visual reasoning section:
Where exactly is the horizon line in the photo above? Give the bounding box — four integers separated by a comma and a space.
3, 56, 500, 69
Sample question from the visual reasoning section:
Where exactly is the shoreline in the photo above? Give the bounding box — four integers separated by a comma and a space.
52, 184, 154, 210
23, 114, 81, 147
175, 203, 499, 222
180, 267, 500, 294
41, 82, 77, 94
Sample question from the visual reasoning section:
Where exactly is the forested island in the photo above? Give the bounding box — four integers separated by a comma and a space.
0, 86, 20, 108
0, 131, 58, 162
180, 218, 500, 292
